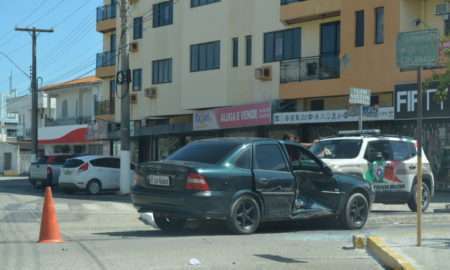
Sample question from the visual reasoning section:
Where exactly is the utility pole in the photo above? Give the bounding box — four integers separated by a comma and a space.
118, 0, 131, 194
416, 67, 423, 247
15, 27, 53, 163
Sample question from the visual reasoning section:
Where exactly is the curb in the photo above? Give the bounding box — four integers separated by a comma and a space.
366, 236, 415, 270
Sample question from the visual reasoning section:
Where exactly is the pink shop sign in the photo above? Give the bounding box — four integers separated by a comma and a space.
193, 102, 272, 131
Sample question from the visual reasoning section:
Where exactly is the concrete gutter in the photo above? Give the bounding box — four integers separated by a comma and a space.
367, 236, 415, 270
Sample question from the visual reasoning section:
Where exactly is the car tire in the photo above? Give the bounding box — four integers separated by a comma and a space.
407, 183, 431, 212
153, 212, 186, 232
340, 193, 369, 230
227, 195, 261, 234
87, 179, 102, 195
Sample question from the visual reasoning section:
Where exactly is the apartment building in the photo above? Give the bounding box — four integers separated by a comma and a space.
38, 76, 112, 157
95, 0, 450, 178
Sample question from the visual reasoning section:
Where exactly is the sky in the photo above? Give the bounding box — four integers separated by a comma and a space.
0, 0, 102, 96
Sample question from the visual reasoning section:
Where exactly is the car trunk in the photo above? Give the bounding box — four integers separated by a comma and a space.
138, 160, 214, 191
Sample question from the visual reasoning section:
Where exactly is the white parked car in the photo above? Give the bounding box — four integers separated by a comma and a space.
59, 156, 135, 195
310, 130, 435, 212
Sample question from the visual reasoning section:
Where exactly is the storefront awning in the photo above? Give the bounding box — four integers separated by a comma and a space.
38, 125, 88, 145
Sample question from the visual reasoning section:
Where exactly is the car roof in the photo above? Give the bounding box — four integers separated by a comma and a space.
194, 137, 282, 144
70, 155, 118, 161
319, 135, 416, 142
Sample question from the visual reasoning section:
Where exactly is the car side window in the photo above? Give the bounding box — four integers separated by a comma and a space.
109, 158, 121, 169
90, 158, 104, 167
390, 141, 416, 161
233, 147, 251, 169
254, 144, 288, 171
286, 144, 322, 171
365, 141, 392, 161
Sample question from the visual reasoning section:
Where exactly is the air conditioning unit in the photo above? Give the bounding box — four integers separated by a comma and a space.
130, 41, 139, 53
255, 66, 272, 81
129, 0, 139, 5
145, 87, 157, 99
130, 93, 138, 104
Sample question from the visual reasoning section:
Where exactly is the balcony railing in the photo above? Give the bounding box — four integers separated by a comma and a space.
96, 4, 116, 22
280, 0, 304, 5
45, 117, 93, 127
95, 100, 115, 115
280, 55, 340, 83
96, 51, 116, 68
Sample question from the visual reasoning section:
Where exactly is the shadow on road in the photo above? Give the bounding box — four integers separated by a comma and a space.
0, 179, 131, 203
254, 254, 308, 264
94, 218, 342, 238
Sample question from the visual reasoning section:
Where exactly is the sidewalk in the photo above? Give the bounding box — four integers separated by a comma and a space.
369, 226, 450, 270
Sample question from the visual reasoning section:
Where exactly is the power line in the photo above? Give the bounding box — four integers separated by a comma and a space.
0, 0, 49, 46
26, 0, 67, 27
51, 0, 92, 29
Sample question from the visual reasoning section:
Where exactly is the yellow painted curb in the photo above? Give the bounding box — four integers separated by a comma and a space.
367, 236, 415, 270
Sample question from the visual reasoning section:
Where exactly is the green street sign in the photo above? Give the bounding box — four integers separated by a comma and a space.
396, 29, 440, 70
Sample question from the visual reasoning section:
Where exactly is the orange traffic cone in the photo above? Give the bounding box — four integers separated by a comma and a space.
38, 187, 63, 243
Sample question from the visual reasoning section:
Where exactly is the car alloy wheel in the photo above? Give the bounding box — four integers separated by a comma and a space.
153, 212, 186, 232
408, 183, 431, 212
341, 193, 369, 230
227, 195, 261, 234
87, 180, 101, 195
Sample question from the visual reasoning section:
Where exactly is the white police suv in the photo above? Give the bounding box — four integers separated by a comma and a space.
310, 130, 435, 212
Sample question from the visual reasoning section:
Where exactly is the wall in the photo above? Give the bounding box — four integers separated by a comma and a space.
0, 143, 19, 174
281, 0, 446, 100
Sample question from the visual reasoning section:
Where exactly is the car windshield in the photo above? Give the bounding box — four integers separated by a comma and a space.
311, 139, 362, 159
167, 141, 241, 164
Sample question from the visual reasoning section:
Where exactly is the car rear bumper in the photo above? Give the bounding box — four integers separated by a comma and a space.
131, 186, 230, 219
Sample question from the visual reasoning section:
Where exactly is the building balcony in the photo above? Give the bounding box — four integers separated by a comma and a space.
96, 4, 116, 32
280, 55, 340, 83
280, 0, 342, 24
96, 51, 116, 78
95, 100, 115, 122
45, 117, 93, 127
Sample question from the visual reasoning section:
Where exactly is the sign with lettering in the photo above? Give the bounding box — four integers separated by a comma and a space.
397, 29, 440, 70
193, 102, 272, 131
349, 88, 371, 106
395, 83, 450, 119
273, 107, 394, 125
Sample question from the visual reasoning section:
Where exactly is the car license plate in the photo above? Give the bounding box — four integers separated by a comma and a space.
64, 170, 72, 175
147, 175, 170, 186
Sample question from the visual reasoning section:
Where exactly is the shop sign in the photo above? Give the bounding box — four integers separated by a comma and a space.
349, 88, 371, 106
395, 84, 450, 119
193, 102, 272, 131
273, 107, 394, 125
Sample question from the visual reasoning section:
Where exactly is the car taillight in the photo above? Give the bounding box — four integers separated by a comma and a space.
185, 172, 209, 191
79, 162, 89, 172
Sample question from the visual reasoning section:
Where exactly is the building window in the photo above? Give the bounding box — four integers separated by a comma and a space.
153, 0, 173, 28
152, 58, 172, 84
371, 95, 380, 106
133, 17, 143, 40
246, 35, 252, 66
264, 28, 301, 63
109, 79, 116, 96
191, 0, 220, 8
445, 19, 450, 36
310, 99, 324, 111
61, 100, 68, 118
190, 41, 220, 72
375, 7, 384, 44
232, 37, 238, 67
110, 33, 116, 51
132, 69, 142, 91
355, 10, 364, 47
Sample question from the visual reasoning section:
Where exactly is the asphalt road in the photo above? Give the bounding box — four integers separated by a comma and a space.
1, 177, 449, 270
